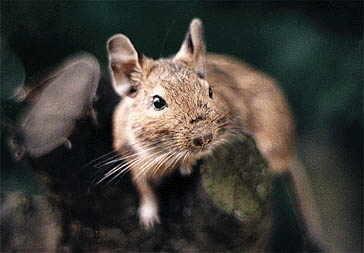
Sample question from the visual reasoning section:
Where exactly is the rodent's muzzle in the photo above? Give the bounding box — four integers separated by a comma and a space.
192, 132, 213, 149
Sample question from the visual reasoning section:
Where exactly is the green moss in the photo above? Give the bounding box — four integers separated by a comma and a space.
202, 136, 272, 224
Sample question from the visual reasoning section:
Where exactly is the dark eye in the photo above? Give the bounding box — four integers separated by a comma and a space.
152, 95, 167, 110
208, 86, 213, 99
197, 72, 205, 79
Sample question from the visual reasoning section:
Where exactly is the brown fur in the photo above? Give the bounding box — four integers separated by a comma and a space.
107, 19, 297, 229
206, 54, 296, 172
112, 55, 295, 178
113, 59, 233, 179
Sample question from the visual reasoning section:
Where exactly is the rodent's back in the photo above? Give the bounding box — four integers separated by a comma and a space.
206, 53, 296, 172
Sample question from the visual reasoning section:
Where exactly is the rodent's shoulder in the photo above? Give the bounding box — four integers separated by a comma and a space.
206, 53, 280, 95
206, 53, 254, 73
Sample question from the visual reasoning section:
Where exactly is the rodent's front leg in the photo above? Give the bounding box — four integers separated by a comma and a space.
132, 176, 160, 229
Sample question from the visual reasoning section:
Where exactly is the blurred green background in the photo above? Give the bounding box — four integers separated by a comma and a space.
1, 1, 362, 252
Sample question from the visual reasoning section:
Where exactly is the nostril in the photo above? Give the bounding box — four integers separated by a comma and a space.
204, 133, 213, 143
192, 137, 204, 147
189, 115, 206, 124
192, 133, 213, 147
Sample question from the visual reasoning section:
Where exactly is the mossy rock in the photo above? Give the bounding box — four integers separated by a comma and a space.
1, 136, 273, 252
202, 135, 271, 222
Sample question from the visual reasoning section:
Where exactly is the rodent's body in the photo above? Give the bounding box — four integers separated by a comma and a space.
205, 54, 295, 172
113, 53, 295, 174
107, 19, 299, 229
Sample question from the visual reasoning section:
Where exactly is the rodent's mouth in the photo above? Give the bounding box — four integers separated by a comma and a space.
190, 144, 213, 159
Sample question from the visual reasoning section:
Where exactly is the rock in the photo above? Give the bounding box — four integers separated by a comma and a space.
1, 135, 272, 252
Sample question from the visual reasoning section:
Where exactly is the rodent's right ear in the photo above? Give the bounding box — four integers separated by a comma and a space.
107, 34, 143, 97
174, 18, 206, 77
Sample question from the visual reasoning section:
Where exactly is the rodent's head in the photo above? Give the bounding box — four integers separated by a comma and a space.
107, 19, 235, 175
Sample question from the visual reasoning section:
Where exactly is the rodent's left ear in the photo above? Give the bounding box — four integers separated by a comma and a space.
174, 18, 206, 77
107, 34, 143, 97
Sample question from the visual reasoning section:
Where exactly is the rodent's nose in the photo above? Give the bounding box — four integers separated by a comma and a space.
189, 115, 206, 124
192, 133, 213, 147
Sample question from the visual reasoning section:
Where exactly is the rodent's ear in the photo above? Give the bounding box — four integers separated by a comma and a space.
174, 18, 206, 77
107, 34, 143, 97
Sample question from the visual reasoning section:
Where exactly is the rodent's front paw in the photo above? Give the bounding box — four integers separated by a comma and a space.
179, 166, 192, 176
138, 201, 160, 230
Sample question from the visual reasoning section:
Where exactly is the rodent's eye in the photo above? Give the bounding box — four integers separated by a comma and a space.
152, 95, 167, 110
208, 86, 213, 99
197, 72, 205, 79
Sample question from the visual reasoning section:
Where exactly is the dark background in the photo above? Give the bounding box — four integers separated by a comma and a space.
1, 1, 362, 252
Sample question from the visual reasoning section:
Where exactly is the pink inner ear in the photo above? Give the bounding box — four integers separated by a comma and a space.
186, 33, 194, 54
111, 62, 122, 73
111, 60, 137, 81
123, 61, 138, 76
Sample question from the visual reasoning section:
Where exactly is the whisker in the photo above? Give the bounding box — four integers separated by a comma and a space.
136, 151, 171, 179
151, 151, 175, 176
94, 135, 192, 185
95, 161, 127, 185
82, 150, 118, 168
101, 148, 169, 184
95, 142, 165, 169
